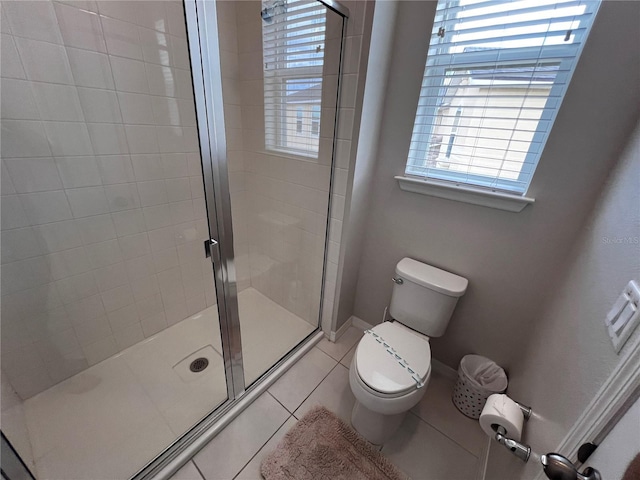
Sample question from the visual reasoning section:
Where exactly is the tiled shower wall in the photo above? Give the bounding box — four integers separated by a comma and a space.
0, 0, 217, 398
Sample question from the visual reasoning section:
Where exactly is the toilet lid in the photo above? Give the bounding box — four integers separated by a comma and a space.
355, 322, 431, 395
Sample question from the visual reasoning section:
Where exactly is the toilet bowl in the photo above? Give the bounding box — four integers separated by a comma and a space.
349, 321, 431, 444
348, 258, 468, 444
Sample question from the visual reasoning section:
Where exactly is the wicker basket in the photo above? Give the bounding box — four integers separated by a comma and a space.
452, 355, 507, 419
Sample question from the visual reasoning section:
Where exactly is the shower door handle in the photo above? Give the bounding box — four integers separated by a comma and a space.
204, 238, 218, 258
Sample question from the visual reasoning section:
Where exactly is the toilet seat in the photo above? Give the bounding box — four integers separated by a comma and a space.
355, 322, 431, 396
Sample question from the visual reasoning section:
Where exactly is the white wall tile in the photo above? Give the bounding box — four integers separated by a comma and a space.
104, 183, 141, 212
43, 121, 93, 156
0, 34, 25, 79
1, 121, 52, 158
0, 78, 40, 120
101, 284, 134, 312
94, 262, 128, 292
110, 56, 149, 93
101, 16, 143, 60
3, 1, 62, 44
66, 186, 110, 218
113, 323, 144, 350
54, 2, 106, 52
55, 271, 99, 304
96, 155, 135, 184
19, 191, 73, 225
14, 37, 73, 84
75, 214, 117, 245
96, 1, 140, 24
1, 227, 42, 263
47, 246, 92, 280
146, 63, 177, 97
125, 125, 158, 154
5, 158, 63, 193
131, 154, 163, 180
140, 311, 167, 336
1, 195, 30, 230
86, 123, 129, 155
107, 304, 139, 332
117, 92, 155, 125
66, 48, 115, 89
107, 302, 139, 332
138, 27, 171, 67
138, 180, 167, 207
82, 335, 118, 365
118, 232, 151, 260
86, 239, 123, 269
77, 88, 122, 123
111, 209, 145, 237
33, 220, 83, 254
55, 157, 102, 188
65, 294, 105, 325
74, 315, 111, 346
30, 82, 84, 122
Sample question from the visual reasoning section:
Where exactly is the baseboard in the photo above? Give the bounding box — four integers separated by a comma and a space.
351, 316, 373, 330
431, 358, 458, 381
329, 317, 353, 342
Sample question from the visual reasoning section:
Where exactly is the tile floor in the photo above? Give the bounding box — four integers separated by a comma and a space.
21, 288, 314, 479
173, 326, 488, 480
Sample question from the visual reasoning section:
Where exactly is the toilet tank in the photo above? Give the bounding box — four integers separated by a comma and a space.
389, 258, 468, 338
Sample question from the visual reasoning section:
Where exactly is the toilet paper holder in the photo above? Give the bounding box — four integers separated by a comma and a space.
493, 401, 532, 462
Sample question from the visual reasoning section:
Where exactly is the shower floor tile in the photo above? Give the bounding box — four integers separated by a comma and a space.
23, 288, 315, 480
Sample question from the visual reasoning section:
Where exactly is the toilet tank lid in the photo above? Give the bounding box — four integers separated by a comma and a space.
396, 258, 468, 297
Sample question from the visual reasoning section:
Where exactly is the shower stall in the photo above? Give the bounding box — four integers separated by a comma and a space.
0, 0, 347, 477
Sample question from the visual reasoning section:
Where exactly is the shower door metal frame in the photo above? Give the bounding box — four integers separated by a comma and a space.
186, 0, 246, 401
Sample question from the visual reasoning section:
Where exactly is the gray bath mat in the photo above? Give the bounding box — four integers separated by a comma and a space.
260, 406, 410, 480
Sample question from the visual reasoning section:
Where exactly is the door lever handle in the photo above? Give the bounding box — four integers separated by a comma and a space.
541, 453, 602, 480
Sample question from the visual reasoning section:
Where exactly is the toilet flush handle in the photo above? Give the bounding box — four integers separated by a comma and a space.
392, 277, 404, 285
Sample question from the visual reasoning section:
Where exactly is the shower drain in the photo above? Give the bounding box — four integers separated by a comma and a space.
189, 357, 209, 373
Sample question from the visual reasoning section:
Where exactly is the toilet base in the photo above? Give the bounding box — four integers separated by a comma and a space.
351, 400, 406, 445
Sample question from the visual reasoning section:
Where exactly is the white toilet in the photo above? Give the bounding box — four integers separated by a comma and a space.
349, 257, 468, 444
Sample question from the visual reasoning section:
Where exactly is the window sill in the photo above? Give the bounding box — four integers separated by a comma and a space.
395, 176, 535, 212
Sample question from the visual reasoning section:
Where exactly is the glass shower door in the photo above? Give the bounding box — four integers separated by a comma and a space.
210, 0, 346, 386
0, 1, 232, 478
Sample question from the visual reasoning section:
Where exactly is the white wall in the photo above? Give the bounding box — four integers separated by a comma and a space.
348, 0, 640, 371
485, 116, 640, 480
0, 0, 217, 399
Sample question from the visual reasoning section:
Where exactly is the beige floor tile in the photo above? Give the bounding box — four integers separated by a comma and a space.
294, 363, 355, 424
382, 412, 479, 480
170, 461, 205, 480
340, 344, 357, 368
317, 326, 364, 361
268, 347, 337, 412
234, 415, 297, 480
193, 393, 289, 480
411, 371, 487, 456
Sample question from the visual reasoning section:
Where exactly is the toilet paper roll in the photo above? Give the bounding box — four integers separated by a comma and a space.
479, 394, 524, 441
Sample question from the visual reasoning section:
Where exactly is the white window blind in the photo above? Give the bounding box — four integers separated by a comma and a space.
262, 0, 326, 157
406, 0, 601, 194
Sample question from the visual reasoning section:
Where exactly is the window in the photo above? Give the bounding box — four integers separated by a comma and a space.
311, 105, 320, 136
296, 107, 303, 134
406, 0, 601, 195
262, 0, 326, 157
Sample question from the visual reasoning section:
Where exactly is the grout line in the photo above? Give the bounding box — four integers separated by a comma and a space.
230, 412, 293, 480
191, 460, 207, 480
290, 360, 345, 418
406, 409, 482, 460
